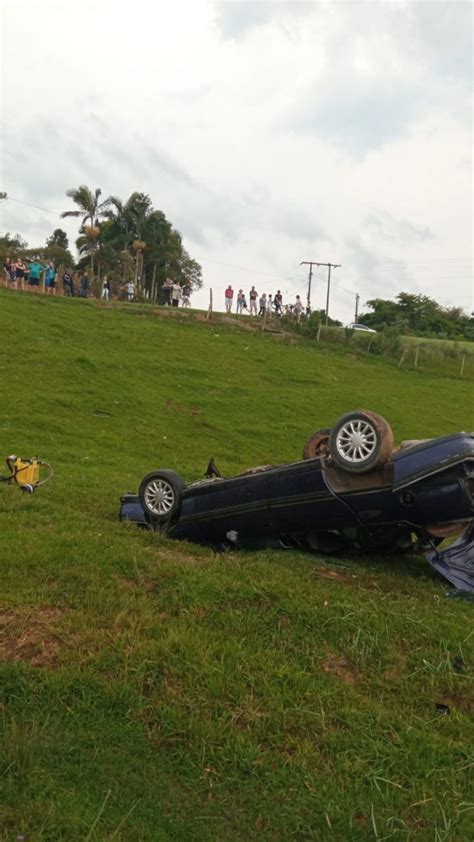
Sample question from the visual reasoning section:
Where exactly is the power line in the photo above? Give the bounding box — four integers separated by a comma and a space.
197, 253, 305, 284
1, 195, 61, 216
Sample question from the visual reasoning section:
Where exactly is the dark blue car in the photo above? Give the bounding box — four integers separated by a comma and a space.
120, 410, 474, 591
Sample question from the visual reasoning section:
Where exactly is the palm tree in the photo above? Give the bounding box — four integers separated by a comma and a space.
61, 186, 111, 276
105, 193, 153, 288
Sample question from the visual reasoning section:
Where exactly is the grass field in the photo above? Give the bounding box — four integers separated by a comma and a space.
0, 288, 473, 841
305, 324, 474, 381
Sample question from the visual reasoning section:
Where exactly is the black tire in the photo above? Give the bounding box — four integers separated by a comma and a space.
139, 469, 185, 527
302, 428, 331, 461
328, 410, 393, 474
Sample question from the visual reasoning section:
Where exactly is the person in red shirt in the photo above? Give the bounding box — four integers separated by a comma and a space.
224, 285, 234, 313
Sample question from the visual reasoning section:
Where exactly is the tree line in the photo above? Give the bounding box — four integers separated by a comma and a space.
0, 185, 202, 301
359, 292, 473, 341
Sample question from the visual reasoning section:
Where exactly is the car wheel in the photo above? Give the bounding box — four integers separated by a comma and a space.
139, 470, 185, 527
302, 428, 331, 460
328, 410, 393, 474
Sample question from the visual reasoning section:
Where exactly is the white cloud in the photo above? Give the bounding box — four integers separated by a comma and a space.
1, 0, 472, 319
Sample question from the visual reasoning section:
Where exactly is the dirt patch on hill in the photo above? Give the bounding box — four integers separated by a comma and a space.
0, 606, 65, 668
321, 652, 359, 684
164, 399, 202, 416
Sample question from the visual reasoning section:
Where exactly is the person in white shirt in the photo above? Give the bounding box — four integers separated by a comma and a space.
294, 295, 304, 322
126, 281, 135, 301
171, 282, 182, 307
249, 286, 258, 316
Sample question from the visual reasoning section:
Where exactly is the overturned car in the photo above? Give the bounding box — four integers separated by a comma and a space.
121, 410, 474, 591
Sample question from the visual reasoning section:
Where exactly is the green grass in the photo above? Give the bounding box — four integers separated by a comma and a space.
402, 334, 474, 354
0, 289, 473, 841
303, 323, 474, 380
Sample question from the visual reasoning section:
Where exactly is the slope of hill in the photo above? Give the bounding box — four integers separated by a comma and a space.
0, 289, 473, 840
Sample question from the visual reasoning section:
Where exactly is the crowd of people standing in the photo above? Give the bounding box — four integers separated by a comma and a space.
3, 256, 96, 298
3, 258, 304, 319
224, 285, 304, 320
162, 279, 191, 308
2, 258, 193, 308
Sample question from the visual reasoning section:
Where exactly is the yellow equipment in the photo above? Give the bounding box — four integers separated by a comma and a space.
1, 455, 53, 493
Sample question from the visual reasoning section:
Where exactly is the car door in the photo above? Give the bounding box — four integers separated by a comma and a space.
175, 471, 272, 546
265, 460, 356, 537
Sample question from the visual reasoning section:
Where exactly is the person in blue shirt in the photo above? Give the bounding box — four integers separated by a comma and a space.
44, 261, 57, 295
28, 258, 45, 289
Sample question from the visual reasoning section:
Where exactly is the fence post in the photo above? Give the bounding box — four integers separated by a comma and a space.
151, 263, 157, 308
414, 345, 420, 369
316, 323, 322, 342
398, 349, 407, 369
206, 288, 213, 320
367, 337, 374, 354
262, 308, 267, 331
460, 355, 466, 377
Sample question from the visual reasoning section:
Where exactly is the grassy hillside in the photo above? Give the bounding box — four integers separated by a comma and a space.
0, 289, 473, 841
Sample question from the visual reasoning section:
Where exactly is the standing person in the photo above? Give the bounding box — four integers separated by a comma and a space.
182, 289, 190, 308
249, 286, 258, 316
125, 280, 135, 301
258, 293, 267, 316
162, 278, 172, 306
7, 258, 17, 288
274, 290, 283, 317
44, 261, 57, 295
80, 270, 90, 298
62, 268, 73, 296
235, 289, 245, 314
224, 285, 234, 313
28, 257, 44, 291
266, 294, 273, 314
293, 295, 304, 322
15, 259, 26, 291
171, 281, 182, 307
4, 256, 12, 286
101, 276, 110, 302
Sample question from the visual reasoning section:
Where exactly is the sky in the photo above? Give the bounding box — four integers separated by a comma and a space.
1, 0, 472, 321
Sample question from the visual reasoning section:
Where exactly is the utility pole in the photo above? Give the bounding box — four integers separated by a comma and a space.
300, 261, 316, 314
301, 261, 341, 323
324, 263, 341, 325
354, 293, 360, 324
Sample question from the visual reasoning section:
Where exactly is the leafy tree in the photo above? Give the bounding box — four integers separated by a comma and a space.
0, 232, 28, 254
46, 228, 69, 250
42, 244, 74, 268
100, 192, 202, 295
360, 292, 473, 341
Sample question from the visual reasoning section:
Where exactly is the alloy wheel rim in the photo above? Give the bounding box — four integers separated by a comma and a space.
335, 419, 377, 463
144, 479, 175, 515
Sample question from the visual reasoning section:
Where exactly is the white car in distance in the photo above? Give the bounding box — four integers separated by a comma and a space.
347, 323, 377, 333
